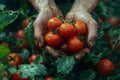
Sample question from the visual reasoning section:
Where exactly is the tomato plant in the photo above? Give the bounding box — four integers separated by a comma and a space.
97, 59, 115, 76
22, 19, 29, 28
7, 53, 22, 67
60, 23, 76, 38
47, 17, 62, 30
45, 31, 62, 47
44, 76, 52, 80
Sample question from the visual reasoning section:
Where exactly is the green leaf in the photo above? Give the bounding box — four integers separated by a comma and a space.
24, 22, 34, 47
79, 69, 96, 80
0, 64, 5, 72
34, 55, 46, 64
56, 56, 75, 75
8, 66, 17, 75
0, 45, 10, 59
19, 49, 30, 63
0, 4, 6, 11
0, 10, 19, 30
18, 63, 47, 78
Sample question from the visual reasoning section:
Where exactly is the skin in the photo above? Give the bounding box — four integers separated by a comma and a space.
29, 0, 99, 58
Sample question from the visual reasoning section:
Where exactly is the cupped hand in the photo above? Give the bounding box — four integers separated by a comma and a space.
33, 6, 63, 46
66, 7, 98, 47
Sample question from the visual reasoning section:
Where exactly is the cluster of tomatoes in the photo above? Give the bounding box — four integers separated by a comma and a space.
45, 17, 88, 53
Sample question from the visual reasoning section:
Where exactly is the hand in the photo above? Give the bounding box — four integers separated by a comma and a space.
66, 5, 98, 47
30, 0, 63, 46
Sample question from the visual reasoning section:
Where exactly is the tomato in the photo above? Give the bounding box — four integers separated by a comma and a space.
106, 17, 119, 26
47, 17, 62, 30
60, 43, 69, 53
8, 53, 22, 67
75, 21, 87, 36
28, 54, 40, 64
15, 30, 28, 49
68, 36, 84, 52
45, 32, 62, 47
12, 73, 30, 80
16, 30, 25, 39
60, 23, 75, 38
97, 59, 115, 76
44, 76, 52, 80
22, 19, 29, 28
1, 42, 10, 48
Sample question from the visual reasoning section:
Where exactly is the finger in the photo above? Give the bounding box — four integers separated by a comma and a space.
87, 20, 97, 47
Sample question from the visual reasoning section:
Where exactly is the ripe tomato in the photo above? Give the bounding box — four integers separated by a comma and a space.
97, 59, 115, 76
44, 76, 52, 80
12, 73, 30, 80
16, 30, 25, 39
68, 36, 84, 52
8, 53, 22, 67
75, 21, 87, 36
16, 30, 28, 49
106, 17, 119, 26
47, 17, 62, 30
28, 54, 40, 64
22, 19, 29, 28
1, 42, 10, 48
60, 43, 69, 53
45, 32, 62, 47
60, 23, 75, 38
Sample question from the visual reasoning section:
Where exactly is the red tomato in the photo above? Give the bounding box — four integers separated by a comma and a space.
8, 53, 22, 67
97, 59, 115, 76
28, 54, 40, 64
68, 36, 84, 52
106, 17, 119, 26
15, 30, 28, 49
75, 21, 87, 36
45, 32, 62, 47
60, 23, 76, 38
16, 30, 25, 39
12, 73, 30, 80
1, 42, 10, 48
22, 19, 29, 28
44, 76, 52, 80
47, 17, 62, 30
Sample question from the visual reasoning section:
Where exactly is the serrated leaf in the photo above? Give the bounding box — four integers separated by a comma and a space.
24, 22, 34, 47
19, 49, 30, 63
18, 63, 47, 78
79, 69, 96, 80
56, 56, 75, 75
0, 45, 10, 59
8, 66, 17, 75
0, 10, 18, 30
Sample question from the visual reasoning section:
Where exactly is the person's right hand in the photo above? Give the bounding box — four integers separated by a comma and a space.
29, 0, 63, 46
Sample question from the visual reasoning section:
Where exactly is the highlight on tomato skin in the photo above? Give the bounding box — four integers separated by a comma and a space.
7, 53, 22, 67
45, 31, 62, 47
75, 21, 88, 36
28, 54, 40, 64
97, 59, 115, 76
67, 36, 85, 52
44, 76, 53, 80
47, 17, 62, 30
60, 23, 76, 38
